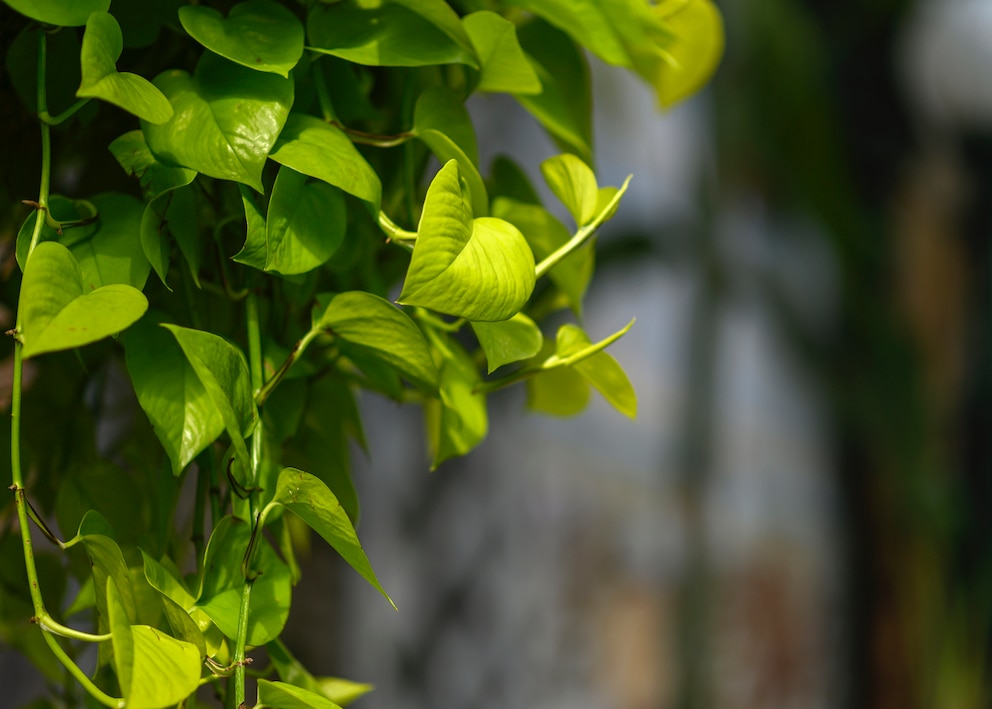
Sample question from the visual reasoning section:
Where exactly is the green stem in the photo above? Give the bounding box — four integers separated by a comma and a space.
534, 175, 632, 280
41, 633, 123, 709
377, 210, 417, 250
311, 58, 337, 123
255, 326, 321, 406
39, 98, 91, 126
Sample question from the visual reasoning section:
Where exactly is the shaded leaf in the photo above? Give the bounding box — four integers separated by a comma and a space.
471, 312, 543, 373
653, 0, 724, 107
109, 130, 197, 203
541, 153, 599, 226
427, 337, 487, 469
264, 166, 346, 275
4, 0, 109, 27
463, 11, 541, 95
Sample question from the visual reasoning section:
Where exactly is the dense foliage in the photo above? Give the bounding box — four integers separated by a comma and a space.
0, 1, 722, 706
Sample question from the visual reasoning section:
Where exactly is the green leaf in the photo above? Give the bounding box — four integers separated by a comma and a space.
398, 160, 534, 322
267, 641, 373, 706
492, 197, 592, 314
270, 113, 381, 211
124, 315, 225, 476
77, 12, 173, 124
271, 468, 394, 609
515, 19, 593, 165
234, 184, 268, 270
141, 550, 197, 611
541, 154, 598, 226
488, 155, 541, 205
653, 0, 724, 107
471, 313, 543, 373
140, 185, 200, 289
263, 166, 346, 275
163, 325, 256, 482
144, 52, 293, 191
179, 0, 304, 78
526, 360, 589, 416
109, 130, 197, 203
463, 11, 541, 95
427, 338, 487, 469
412, 86, 487, 217
107, 580, 201, 709
17, 241, 148, 359
257, 680, 343, 709
196, 516, 292, 646
306, 0, 477, 69
315, 291, 437, 390
554, 324, 637, 418
3, 0, 109, 27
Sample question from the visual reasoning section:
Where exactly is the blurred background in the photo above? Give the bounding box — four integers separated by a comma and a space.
5, 0, 992, 706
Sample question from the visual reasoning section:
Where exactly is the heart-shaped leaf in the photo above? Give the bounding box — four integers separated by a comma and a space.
257, 680, 343, 709
196, 516, 292, 646
271, 469, 394, 609
553, 324, 637, 418
412, 86, 487, 217
77, 12, 173, 123
263, 166, 346, 275
471, 312, 543, 373
653, 0, 724, 107
17, 241, 148, 359
124, 315, 224, 476
4, 0, 109, 27
306, 0, 477, 69
179, 0, 304, 77
514, 19, 593, 165
144, 52, 294, 191
463, 11, 541, 95
107, 579, 201, 709
541, 153, 599, 226
398, 160, 534, 322
109, 130, 197, 203
269, 114, 381, 211
527, 359, 589, 416
314, 291, 437, 390
163, 325, 256, 482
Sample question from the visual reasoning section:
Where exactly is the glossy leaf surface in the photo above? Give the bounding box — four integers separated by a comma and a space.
399, 160, 534, 321
179, 0, 304, 77
17, 241, 148, 359
272, 469, 394, 609
463, 11, 541, 95
257, 680, 343, 709
77, 12, 173, 123
270, 113, 381, 211
144, 53, 293, 191
4, 0, 109, 27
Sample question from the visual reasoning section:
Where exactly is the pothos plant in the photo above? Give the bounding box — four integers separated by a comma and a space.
0, 0, 722, 707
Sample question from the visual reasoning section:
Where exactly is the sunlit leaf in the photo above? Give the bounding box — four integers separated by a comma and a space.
17, 241, 148, 359
399, 160, 534, 322
144, 52, 293, 191
541, 154, 599, 226
77, 12, 173, 123
554, 324, 637, 418
179, 0, 304, 77
427, 338, 487, 469
463, 11, 541, 95
653, 0, 724, 107
109, 130, 196, 203
258, 679, 343, 709
271, 469, 394, 609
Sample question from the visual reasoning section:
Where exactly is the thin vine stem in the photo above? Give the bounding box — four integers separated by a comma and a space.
41, 632, 123, 708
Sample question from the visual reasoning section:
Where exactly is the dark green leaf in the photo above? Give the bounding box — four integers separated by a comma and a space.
427, 337, 487, 469
109, 130, 197, 203
179, 0, 304, 77
263, 166, 346, 275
